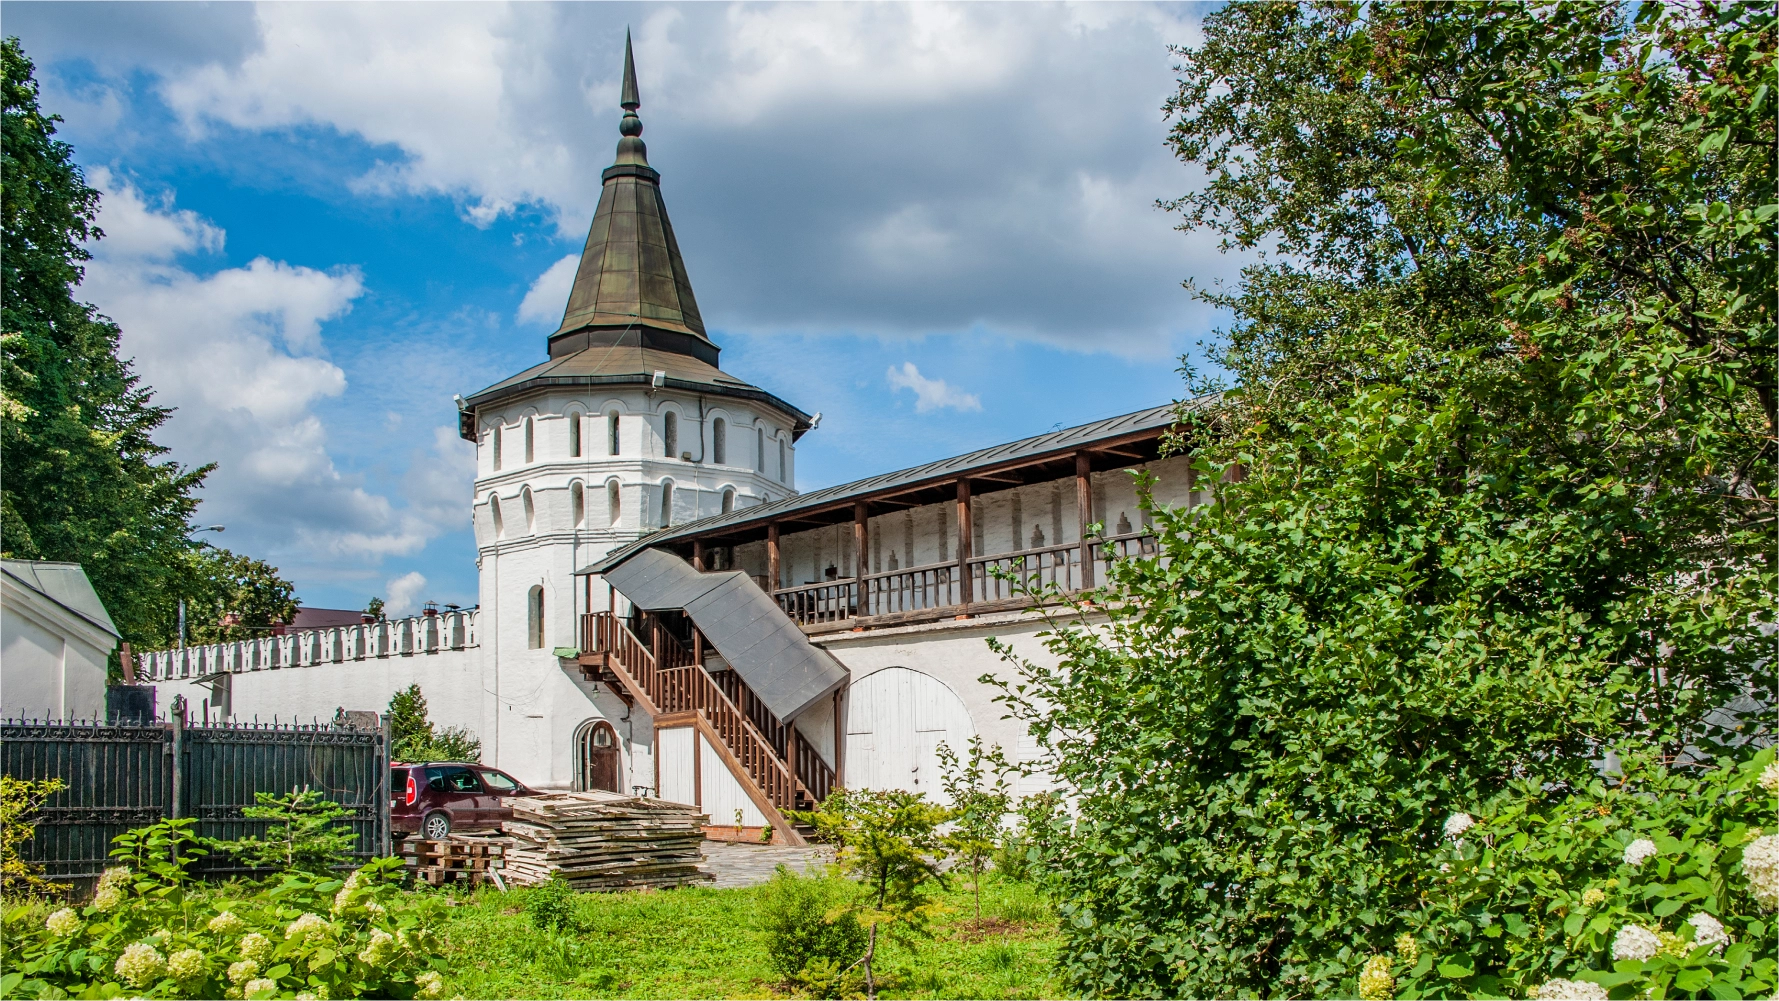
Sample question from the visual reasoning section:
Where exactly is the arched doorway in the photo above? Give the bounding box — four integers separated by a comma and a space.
843, 667, 975, 801
575, 720, 621, 793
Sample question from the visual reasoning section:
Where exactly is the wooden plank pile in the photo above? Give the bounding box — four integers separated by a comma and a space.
400, 835, 508, 888
499, 791, 712, 891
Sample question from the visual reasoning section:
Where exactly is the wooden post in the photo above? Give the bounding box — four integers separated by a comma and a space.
785, 718, 798, 771
1076, 452, 1095, 589
854, 502, 869, 617
767, 522, 781, 591
955, 479, 973, 608
120, 642, 135, 684
693, 628, 703, 666
692, 540, 706, 572
833, 689, 845, 789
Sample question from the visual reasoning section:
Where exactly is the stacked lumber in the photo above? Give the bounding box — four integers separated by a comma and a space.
400, 834, 508, 888
499, 791, 712, 891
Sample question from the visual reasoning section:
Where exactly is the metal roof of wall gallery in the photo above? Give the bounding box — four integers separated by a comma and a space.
580, 395, 1211, 576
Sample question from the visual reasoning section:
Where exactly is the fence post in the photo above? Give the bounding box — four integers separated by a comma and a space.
168, 695, 187, 820
379, 713, 392, 858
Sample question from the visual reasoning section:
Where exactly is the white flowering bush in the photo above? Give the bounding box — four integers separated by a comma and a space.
1394, 748, 1777, 1000
1, 819, 446, 1000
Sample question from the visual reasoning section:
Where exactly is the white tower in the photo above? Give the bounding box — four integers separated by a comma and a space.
455, 34, 815, 785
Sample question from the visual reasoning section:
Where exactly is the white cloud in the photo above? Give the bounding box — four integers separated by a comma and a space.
385, 571, 428, 617
77, 171, 454, 572
886, 362, 981, 414
516, 254, 578, 326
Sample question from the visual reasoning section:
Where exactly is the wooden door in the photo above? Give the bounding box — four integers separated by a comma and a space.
579, 721, 622, 793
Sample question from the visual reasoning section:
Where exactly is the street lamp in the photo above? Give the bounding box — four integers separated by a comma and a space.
179, 526, 224, 647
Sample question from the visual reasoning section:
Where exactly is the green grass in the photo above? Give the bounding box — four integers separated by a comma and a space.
433, 873, 1068, 999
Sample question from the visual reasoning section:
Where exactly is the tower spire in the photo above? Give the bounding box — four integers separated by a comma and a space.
615, 30, 647, 166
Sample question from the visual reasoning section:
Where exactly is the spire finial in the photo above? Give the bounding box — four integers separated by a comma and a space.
621, 29, 640, 111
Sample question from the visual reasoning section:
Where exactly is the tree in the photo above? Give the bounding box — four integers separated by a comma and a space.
995, 3, 1775, 997
1, 38, 209, 653
936, 736, 1012, 924
387, 684, 482, 763
180, 545, 299, 644
210, 788, 357, 874
796, 788, 950, 999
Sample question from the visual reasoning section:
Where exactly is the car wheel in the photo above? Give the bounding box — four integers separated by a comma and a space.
422, 811, 451, 841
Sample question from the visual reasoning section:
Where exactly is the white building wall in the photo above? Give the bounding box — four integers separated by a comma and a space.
699, 736, 768, 827
1, 592, 111, 721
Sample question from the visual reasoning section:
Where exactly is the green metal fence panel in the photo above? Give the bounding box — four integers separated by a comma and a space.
0, 719, 170, 880
3, 707, 389, 884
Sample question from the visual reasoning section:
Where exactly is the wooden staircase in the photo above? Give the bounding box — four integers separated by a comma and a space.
579, 611, 834, 845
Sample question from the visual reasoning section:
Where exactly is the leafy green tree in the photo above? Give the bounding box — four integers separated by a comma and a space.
180, 545, 299, 644
995, 3, 1775, 997
211, 788, 358, 874
388, 684, 482, 763
1, 38, 210, 653
364, 596, 386, 621
796, 788, 951, 999
936, 736, 1012, 923
0, 776, 66, 897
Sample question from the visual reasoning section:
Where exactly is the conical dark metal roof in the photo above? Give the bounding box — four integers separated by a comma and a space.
550, 31, 713, 362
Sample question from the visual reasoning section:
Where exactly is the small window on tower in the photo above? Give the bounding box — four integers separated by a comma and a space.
663, 411, 678, 459
607, 479, 621, 527
568, 412, 582, 457
490, 495, 505, 538
721, 488, 735, 514
659, 481, 674, 527
524, 417, 535, 463
490, 423, 503, 471
755, 426, 765, 473
521, 487, 536, 534
527, 586, 544, 649
778, 437, 787, 484
571, 480, 585, 527
712, 418, 726, 465
608, 411, 620, 456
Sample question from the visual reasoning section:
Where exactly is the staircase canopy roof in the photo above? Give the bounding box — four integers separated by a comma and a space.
604, 548, 848, 722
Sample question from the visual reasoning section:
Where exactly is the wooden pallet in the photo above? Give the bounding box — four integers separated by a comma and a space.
401, 837, 510, 889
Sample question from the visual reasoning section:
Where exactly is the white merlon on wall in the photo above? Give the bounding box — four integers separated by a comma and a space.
139, 609, 478, 682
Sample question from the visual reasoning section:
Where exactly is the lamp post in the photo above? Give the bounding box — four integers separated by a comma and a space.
180, 526, 225, 648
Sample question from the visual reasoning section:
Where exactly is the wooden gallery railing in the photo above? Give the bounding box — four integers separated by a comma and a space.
583, 612, 833, 811
771, 530, 1160, 627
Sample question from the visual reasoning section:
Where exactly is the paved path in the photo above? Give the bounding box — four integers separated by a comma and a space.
698, 841, 835, 889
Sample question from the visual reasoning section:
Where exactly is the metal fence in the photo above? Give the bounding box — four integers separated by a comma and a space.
3, 699, 390, 884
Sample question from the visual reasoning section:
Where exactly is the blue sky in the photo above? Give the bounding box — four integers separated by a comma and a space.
4, 1, 1243, 614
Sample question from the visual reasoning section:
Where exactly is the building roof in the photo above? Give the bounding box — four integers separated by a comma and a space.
552, 31, 709, 353
458, 34, 811, 440
580, 398, 1202, 575
604, 548, 848, 721
1, 560, 119, 637
290, 606, 370, 629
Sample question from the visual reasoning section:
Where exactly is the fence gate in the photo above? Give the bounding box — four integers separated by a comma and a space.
3, 707, 389, 884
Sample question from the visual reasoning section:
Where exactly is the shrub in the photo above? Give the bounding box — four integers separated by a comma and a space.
211, 788, 359, 874
2, 824, 446, 999
388, 684, 481, 763
991, 792, 1065, 885
1, 777, 66, 898
524, 873, 577, 932
757, 865, 866, 988
937, 736, 1012, 922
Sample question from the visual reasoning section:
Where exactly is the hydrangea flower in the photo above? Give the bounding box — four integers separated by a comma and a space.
240, 932, 273, 963
208, 911, 245, 935
91, 886, 124, 912
415, 970, 446, 999
1533, 978, 1609, 999
365, 900, 387, 917
97, 865, 132, 892
1443, 813, 1475, 839
1394, 933, 1418, 964
1687, 912, 1729, 954
244, 977, 277, 998
1580, 887, 1606, 908
45, 907, 80, 936
168, 948, 207, 982
1612, 923, 1662, 962
115, 942, 167, 987
227, 959, 259, 984
358, 928, 397, 965
1622, 838, 1658, 868
1741, 833, 1779, 911
1759, 761, 1779, 796
286, 912, 331, 942
1357, 955, 1394, 1000
344, 869, 365, 890
332, 887, 353, 915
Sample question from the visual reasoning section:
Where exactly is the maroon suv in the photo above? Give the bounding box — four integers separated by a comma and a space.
390, 762, 537, 841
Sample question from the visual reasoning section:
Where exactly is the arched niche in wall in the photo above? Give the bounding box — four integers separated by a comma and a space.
570, 479, 585, 527
521, 487, 536, 534
490, 494, 505, 539
567, 410, 583, 457
843, 666, 976, 803
711, 416, 727, 465
526, 585, 544, 649
606, 478, 622, 527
